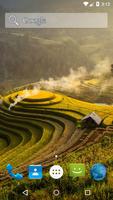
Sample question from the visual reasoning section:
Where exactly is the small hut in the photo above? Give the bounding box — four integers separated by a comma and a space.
81, 112, 102, 128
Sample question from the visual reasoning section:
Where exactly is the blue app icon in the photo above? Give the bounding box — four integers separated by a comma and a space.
6, 164, 23, 180
90, 163, 107, 181
28, 165, 43, 179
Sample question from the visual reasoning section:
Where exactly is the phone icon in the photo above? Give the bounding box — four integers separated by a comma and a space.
6, 164, 23, 180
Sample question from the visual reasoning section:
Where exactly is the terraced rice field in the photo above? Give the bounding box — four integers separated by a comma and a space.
0, 88, 113, 183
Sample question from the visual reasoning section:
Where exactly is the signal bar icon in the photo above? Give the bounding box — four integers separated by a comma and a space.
83, 1, 89, 6
89, 2, 94, 7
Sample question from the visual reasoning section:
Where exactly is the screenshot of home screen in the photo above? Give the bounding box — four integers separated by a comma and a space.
0, 0, 113, 199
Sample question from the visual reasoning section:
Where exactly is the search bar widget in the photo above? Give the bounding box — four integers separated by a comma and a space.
5, 13, 108, 29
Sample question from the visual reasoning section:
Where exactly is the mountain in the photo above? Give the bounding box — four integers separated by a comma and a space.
0, 31, 93, 80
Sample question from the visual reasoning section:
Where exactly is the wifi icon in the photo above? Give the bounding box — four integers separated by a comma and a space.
83, 1, 89, 6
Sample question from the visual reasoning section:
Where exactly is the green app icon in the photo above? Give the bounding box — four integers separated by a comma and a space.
69, 163, 85, 178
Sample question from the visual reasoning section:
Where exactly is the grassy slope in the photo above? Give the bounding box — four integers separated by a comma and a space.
0, 88, 113, 200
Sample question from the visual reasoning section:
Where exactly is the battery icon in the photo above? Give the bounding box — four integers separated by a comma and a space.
96, 1, 100, 7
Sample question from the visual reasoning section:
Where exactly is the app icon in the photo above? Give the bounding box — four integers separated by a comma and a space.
90, 163, 107, 181
28, 165, 43, 179
6, 164, 23, 180
49, 165, 63, 179
69, 163, 85, 178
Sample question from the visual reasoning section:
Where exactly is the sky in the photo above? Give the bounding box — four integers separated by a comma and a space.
0, 0, 112, 14
0, 0, 52, 9
0, 0, 82, 12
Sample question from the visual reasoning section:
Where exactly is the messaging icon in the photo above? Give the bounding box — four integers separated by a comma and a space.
69, 163, 85, 178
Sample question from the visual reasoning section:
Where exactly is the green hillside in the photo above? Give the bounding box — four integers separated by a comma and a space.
0, 88, 113, 200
